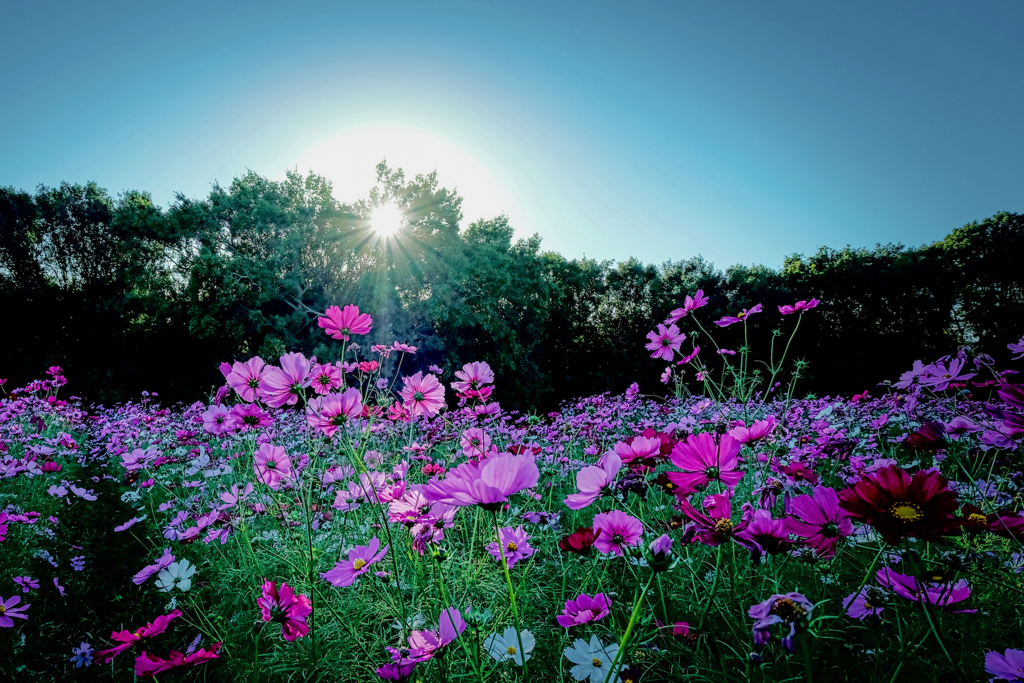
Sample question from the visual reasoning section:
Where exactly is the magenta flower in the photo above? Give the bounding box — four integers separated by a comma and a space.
646, 323, 686, 361
420, 451, 539, 511
0, 594, 29, 627
564, 451, 622, 510
736, 509, 792, 559
667, 432, 745, 495
1008, 336, 1024, 361
133, 643, 221, 676
258, 580, 312, 641
613, 436, 662, 472
225, 356, 268, 402
727, 416, 778, 444
133, 548, 175, 585
778, 299, 820, 315
95, 610, 183, 662
875, 569, 973, 611
254, 444, 294, 491
201, 404, 231, 435
676, 493, 753, 548
306, 388, 363, 437
13, 576, 39, 593
376, 661, 417, 682
843, 586, 886, 620
451, 361, 494, 398
592, 510, 644, 556
714, 303, 763, 327
749, 592, 814, 654
318, 304, 373, 341
486, 526, 534, 569
228, 403, 273, 431
985, 648, 1024, 682
921, 358, 976, 391
557, 593, 611, 627
399, 372, 446, 417
321, 537, 389, 587
460, 428, 492, 458
309, 363, 342, 395
400, 607, 467, 662
785, 486, 853, 559
665, 289, 709, 324
262, 353, 312, 408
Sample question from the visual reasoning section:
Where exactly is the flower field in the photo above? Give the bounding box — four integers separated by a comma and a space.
2, 297, 1024, 682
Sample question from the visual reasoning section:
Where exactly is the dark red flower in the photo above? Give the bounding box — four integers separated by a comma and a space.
838, 465, 961, 544
961, 504, 1024, 540
906, 422, 947, 451
559, 527, 600, 554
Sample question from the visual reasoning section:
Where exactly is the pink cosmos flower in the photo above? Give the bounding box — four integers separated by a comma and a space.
985, 648, 1024, 682
564, 451, 622, 510
254, 444, 293, 491
376, 661, 417, 682
736, 509, 792, 559
0, 594, 29, 627
460, 428, 492, 458
225, 357, 268, 402
451, 362, 494, 397
714, 303, 763, 327
309, 363, 342, 395
401, 607, 466, 662
614, 436, 663, 472
399, 372, 446, 417
785, 486, 853, 559
676, 493, 754, 548
486, 526, 534, 569
306, 388, 363, 437
921, 358, 976, 391
1008, 336, 1024, 361
13, 577, 39, 593
133, 548, 175, 585
557, 593, 611, 627
749, 592, 813, 654
665, 289, 709, 324
96, 610, 183, 662
843, 586, 886, 620
393, 342, 417, 354
258, 580, 312, 641
727, 416, 778, 444
778, 299, 820, 315
667, 432, 745, 495
318, 304, 373, 341
321, 537, 389, 587
419, 451, 539, 511
592, 510, 644, 556
646, 323, 686, 361
133, 643, 221, 676
875, 569, 973, 611
262, 353, 312, 408
201, 405, 231, 435
228, 403, 273, 431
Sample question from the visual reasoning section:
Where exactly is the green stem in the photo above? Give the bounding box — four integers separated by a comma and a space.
603, 575, 655, 683
491, 511, 529, 682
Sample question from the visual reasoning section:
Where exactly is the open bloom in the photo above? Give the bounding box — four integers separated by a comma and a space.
961, 504, 1024, 540
985, 648, 1024, 682
262, 353, 312, 408
309, 362, 342, 394
376, 661, 416, 682
399, 372, 446, 417
484, 628, 535, 665
838, 465, 961, 544
318, 304, 373, 340
401, 607, 466, 662
486, 526, 534, 569
225, 357, 268, 402
646, 323, 686, 361
0, 594, 29, 628
565, 451, 622, 510
778, 299, 820, 315
420, 451, 539, 511
613, 436, 663, 472
133, 643, 221, 676
875, 569, 973, 611
156, 560, 196, 593
749, 592, 814, 654
677, 493, 754, 548
306, 388, 364, 437
785, 486, 853, 559
133, 548, 175, 585
557, 593, 611, 627
843, 586, 887, 620
592, 510, 643, 556
714, 303, 763, 327
254, 444, 294, 490
564, 635, 619, 683
201, 405, 232, 435
728, 416, 778, 444
921, 358, 976, 391
321, 537, 389, 587
451, 361, 494, 398
665, 289, 709, 323
95, 610, 183, 662
559, 527, 600, 555
258, 581, 312, 641
667, 432, 745, 494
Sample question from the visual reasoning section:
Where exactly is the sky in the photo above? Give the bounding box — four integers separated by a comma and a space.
2, 1, 1022, 269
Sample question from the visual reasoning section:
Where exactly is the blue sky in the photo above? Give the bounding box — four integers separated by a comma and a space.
2, 1, 1022, 269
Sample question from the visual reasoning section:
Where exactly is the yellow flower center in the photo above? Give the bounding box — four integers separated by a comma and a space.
769, 597, 807, 622
592, 657, 603, 667
714, 519, 734, 534
0, 606, 5, 615
968, 513, 987, 525
507, 542, 518, 552
506, 646, 517, 655
863, 601, 873, 610
889, 502, 923, 522
353, 559, 367, 570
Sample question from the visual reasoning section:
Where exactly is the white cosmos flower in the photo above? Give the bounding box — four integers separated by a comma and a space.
484, 627, 535, 665
156, 560, 196, 593
564, 634, 620, 683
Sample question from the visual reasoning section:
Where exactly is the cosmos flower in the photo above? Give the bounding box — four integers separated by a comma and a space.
306, 388, 364, 437
258, 581, 312, 641
318, 304, 373, 341
563, 635, 620, 683
0, 594, 29, 627
451, 361, 495, 398
842, 586, 886, 621
420, 451, 539, 511
667, 432, 745, 495
749, 592, 814, 654
262, 352, 312, 408
559, 527, 600, 555
133, 643, 221, 676
646, 323, 686, 361
778, 299, 820, 315
665, 289, 709, 323
399, 372, 446, 417
201, 404, 232, 435
486, 526, 534, 570
402, 607, 466, 662
785, 486, 853, 559
714, 304, 763, 327
875, 569, 973, 611
592, 510, 643, 556
557, 593, 612, 627
253, 444, 294, 491
321, 537, 389, 587
133, 548, 176, 585
565, 451, 622, 510
156, 560, 196, 593
225, 357, 268, 403
95, 610, 183, 662
484, 628, 535, 665
676, 493, 754, 549
728, 416, 778, 444
985, 648, 1024, 682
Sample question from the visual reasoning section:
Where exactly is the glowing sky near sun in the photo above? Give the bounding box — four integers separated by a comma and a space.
1, 1, 1022, 269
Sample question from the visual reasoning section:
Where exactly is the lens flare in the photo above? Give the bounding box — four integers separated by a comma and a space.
370, 203, 403, 238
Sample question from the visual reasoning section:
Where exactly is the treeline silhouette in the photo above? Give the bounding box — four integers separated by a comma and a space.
2, 164, 1022, 411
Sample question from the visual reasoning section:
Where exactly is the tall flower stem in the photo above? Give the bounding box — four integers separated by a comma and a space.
491, 510, 529, 682
696, 543, 725, 633
603, 574, 655, 683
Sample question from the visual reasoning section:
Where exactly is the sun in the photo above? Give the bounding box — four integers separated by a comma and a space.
370, 203, 404, 238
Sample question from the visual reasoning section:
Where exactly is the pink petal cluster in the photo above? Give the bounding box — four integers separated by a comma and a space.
318, 304, 373, 341
564, 451, 622, 510
592, 509, 643, 556
257, 580, 312, 641
557, 592, 611, 627
667, 432, 745, 494
419, 451, 539, 511
399, 372, 446, 417
321, 537, 389, 587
